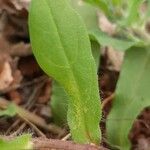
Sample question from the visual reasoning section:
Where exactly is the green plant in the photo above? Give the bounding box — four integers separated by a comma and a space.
0, 134, 32, 150
51, 41, 100, 126
29, 0, 150, 148
51, 0, 100, 126
107, 46, 150, 149
29, 0, 101, 144
83, 0, 150, 149
0, 103, 17, 117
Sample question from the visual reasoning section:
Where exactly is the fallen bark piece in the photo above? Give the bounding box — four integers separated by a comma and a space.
0, 61, 13, 90
32, 138, 107, 150
0, 136, 107, 150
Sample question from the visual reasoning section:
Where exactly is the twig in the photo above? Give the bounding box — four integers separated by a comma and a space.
11, 109, 46, 138
0, 98, 65, 135
6, 83, 45, 135
32, 138, 106, 150
61, 133, 71, 141
17, 104, 64, 135
0, 75, 47, 95
10, 43, 32, 57
101, 93, 115, 109
0, 136, 107, 150
24, 80, 46, 109
6, 119, 21, 135
22, 115, 46, 138
10, 122, 26, 137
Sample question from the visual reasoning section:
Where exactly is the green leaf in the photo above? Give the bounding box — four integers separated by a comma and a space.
146, 0, 150, 18
107, 47, 150, 149
51, 40, 100, 126
111, 0, 122, 6
83, 0, 112, 17
90, 29, 136, 51
51, 0, 100, 127
0, 134, 32, 150
122, 0, 143, 26
71, 0, 99, 31
50, 0, 100, 126
91, 41, 101, 67
51, 81, 68, 126
0, 104, 17, 117
29, 0, 101, 144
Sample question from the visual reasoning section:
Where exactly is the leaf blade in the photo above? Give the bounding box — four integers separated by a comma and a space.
29, 0, 101, 144
107, 47, 150, 149
83, 0, 111, 17
51, 0, 100, 126
90, 29, 136, 51
0, 104, 16, 117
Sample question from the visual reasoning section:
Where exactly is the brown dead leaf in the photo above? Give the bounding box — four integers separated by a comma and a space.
8, 90, 22, 104
0, 35, 31, 57
0, 0, 31, 57
0, 52, 23, 92
9, 0, 30, 10
0, 61, 13, 90
0, 0, 29, 43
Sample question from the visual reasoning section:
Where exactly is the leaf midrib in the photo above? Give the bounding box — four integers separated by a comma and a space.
44, 0, 91, 141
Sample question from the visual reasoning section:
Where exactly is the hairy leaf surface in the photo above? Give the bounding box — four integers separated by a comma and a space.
29, 0, 101, 144
51, 0, 100, 126
51, 41, 100, 126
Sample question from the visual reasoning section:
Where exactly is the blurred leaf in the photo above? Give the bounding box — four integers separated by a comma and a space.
83, 0, 112, 17
0, 134, 32, 150
122, 0, 143, 26
51, 81, 68, 126
0, 104, 16, 117
111, 0, 122, 6
91, 41, 100, 67
107, 46, 150, 149
146, 0, 150, 18
90, 29, 136, 51
71, 0, 99, 30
